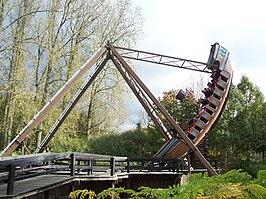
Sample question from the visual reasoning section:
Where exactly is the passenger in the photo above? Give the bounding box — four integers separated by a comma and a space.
211, 69, 221, 81
207, 81, 215, 89
199, 97, 209, 106
188, 118, 194, 126
209, 60, 220, 73
211, 79, 216, 85
182, 120, 189, 130
187, 133, 195, 140
202, 88, 212, 98
187, 121, 194, 131
199, 107, 205, 115
190, 115, 200, 124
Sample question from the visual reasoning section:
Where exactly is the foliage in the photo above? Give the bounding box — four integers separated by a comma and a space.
97, 187, 135, 199
186, 170, 266, 198
206, 75, 266, 171
244, 184, 266, 199
69, 189, 96, 199
218, 169, 252, 184
50, 134, 90, 153
159, 88, 199, 129
0, 0, 143, 153
88, 124, 164, 157
236, 160, 266, 178
68, 170, 266, 199
255, 170, 266, 187
131, 186, 170, 198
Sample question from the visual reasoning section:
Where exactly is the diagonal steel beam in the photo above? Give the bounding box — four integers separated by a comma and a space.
108, 43, 217, 176
0, 47, 107, 157
111, 55, 172, 140
35, 57, 110, 154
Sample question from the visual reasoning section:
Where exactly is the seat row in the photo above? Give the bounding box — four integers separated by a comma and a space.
186, 71, 230, 141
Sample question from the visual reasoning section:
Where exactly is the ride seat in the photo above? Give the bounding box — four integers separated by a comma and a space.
205, 104, 216, 114
188, 127, 200, 139
200, 110, 212, 121
195, 118, 206, 130
217, 79, 227, 89
209, 96, 220, 106
220, 70, 230, 81
213, 87, 223, 97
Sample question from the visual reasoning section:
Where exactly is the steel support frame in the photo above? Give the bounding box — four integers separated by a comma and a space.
1, 42, 217, 176
109, 43, 217, 176
114, 46, 212, 73
35, 57, 110, 154
0, 47, 107, 157
111, 55, 172, 140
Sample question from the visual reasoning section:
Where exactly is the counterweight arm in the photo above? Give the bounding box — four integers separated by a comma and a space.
114, 46, 212, 73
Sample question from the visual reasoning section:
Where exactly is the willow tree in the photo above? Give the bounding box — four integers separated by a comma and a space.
0, 0, 36, 148
0, 0, 143, 152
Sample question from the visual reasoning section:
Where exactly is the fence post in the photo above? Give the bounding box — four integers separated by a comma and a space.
176, 159, 180, 173
110, 157, 115, 176
188, 154, 191, 174
7, 164, 16, 195
87, 160, 93, 175
70, 153, 76, 176
127, 158, 130, 173
77, 160, 81, 173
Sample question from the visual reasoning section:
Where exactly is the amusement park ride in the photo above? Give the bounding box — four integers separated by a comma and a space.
0, 42, 232, 176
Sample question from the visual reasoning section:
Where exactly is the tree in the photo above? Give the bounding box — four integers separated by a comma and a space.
209, 75, 266, 170
258, 103, 266, 161
158, 88, 199, 130
0, 0, 143, 153
208, 84, 243, 169
231, 76, 265, 160
88, 123, 163, 157
0, 0, 35, 148
146, 75, 265, 171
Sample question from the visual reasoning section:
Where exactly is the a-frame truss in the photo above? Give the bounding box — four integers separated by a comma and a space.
0, 43, 217, 176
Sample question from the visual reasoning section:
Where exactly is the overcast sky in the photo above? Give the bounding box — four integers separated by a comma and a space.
121, 0, 266, 129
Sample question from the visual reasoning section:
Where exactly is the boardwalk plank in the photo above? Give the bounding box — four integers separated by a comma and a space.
0, 174, 73, 198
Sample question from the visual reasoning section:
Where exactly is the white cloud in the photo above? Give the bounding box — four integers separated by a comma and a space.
120, 0, 266, 130
131, 0, 266, 94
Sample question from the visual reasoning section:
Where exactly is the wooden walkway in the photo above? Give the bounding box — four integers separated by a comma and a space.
0, 172, 127, 198
0, 174, 72, 198
0, 153, 183, 198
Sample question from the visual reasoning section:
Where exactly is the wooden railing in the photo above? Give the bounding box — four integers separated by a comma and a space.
0, 152, 181, 195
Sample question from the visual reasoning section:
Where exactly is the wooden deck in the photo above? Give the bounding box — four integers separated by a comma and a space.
0, 174, 72, 198
0, 172, 127, 198
0, 153, 184, 198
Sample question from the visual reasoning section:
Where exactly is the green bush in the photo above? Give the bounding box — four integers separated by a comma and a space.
256, 170, 266, 187
218, 169, 252, 184
69, 170, 266, 199
237, 160, 266, 177
88, 127, 163, 157
97, 187, 135, 199
69, 189, 96, 199
244, 184, 266, 199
